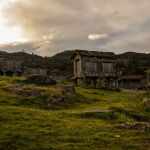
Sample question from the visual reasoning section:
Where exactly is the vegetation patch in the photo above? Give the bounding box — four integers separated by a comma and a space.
78, 109, 118, 121
0, 77, 150, 150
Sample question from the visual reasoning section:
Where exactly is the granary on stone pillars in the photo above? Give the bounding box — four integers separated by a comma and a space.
0, 56, 23, 77
72, 50, 119, 87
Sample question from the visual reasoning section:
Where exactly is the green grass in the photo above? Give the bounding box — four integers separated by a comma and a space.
0, 76, 150, 150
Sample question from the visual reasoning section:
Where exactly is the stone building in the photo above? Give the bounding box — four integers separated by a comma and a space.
72, 50, 118, 87
23, 66, 48, 77
0, 56, 23, 77
118, 75, 143, 89
0, 56, 48, 77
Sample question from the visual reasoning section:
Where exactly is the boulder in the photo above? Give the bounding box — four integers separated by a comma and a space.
115, 122, 150, 130
26, 75, 56, 85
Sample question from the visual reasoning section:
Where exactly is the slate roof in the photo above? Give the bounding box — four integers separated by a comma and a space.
72, 50, 116, 58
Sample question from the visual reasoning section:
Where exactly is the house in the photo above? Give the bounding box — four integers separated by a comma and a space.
0, 56, 23, 77
72, 50, 119, 87
23, 66, 48, 77
118, 75, 143, 89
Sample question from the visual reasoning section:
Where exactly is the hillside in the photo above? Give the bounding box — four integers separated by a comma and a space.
0, 76, 150, 149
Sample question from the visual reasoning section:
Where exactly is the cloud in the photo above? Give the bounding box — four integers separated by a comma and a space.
88, 33, 109, 40
1, 0, 150, 56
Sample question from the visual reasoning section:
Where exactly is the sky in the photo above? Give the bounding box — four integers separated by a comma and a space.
0, 0, 150, 56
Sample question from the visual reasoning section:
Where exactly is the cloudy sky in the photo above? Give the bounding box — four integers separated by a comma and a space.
0, 0, 150, 56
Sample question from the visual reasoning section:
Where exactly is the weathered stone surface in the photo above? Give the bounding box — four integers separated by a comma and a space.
26, 75, 56, 85
115, 122, 150, 130
46, 95, 69, 106
143, 98, 150, 111
62, 85, 75, 94
4, 85, 45, 96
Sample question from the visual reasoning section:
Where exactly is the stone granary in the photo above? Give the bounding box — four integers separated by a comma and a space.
72, 50, 119, 87
0, 56, 48, 77
118, 75, 143, 89
23, 66, 48, 77
0, 56, 23, 77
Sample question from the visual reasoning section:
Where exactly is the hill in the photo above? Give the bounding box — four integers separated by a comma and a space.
0, 76, 150, 149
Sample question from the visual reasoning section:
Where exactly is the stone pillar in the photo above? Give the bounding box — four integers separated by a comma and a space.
3, 71, 6, 76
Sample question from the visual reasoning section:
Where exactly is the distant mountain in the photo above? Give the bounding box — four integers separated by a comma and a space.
0, 50, 150, 76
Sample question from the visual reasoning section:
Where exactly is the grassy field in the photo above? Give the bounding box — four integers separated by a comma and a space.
0, 76, 150, 150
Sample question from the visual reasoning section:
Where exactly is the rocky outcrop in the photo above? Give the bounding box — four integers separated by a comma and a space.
115, 122, 150, 130
26, 75, 56, 85
46, 95, 69, 107
62, 85, 75, 94
4, 85, 45, 96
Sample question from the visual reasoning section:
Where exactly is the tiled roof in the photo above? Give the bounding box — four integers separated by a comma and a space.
120, 75, 142, 80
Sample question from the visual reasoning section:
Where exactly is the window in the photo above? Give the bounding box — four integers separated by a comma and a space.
102, 62, 114, 73
86, 62, 98, 72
